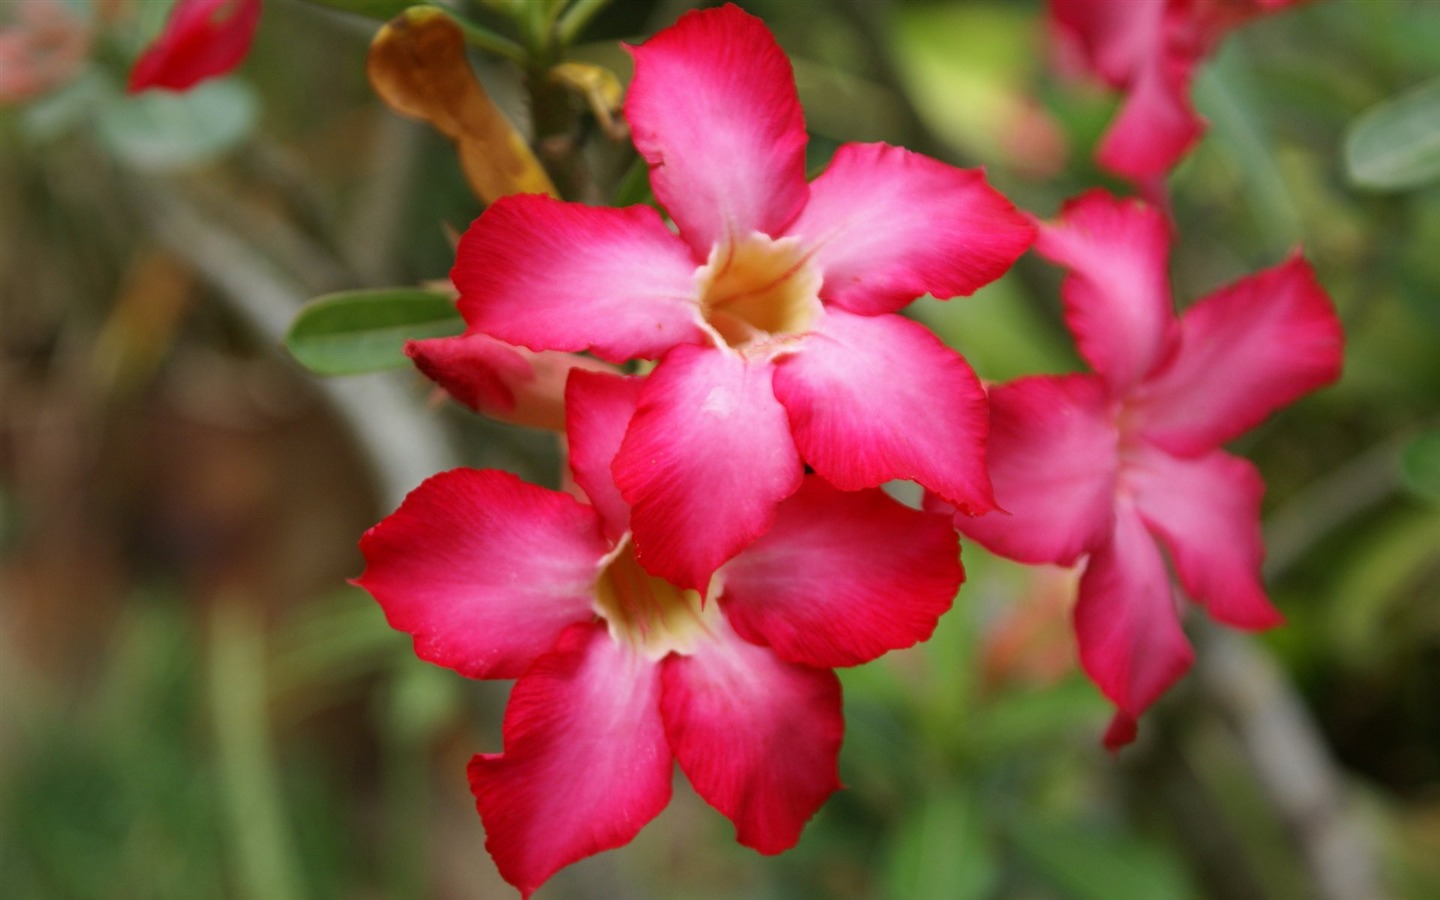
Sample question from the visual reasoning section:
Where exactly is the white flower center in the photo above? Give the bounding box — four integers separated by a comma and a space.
696, 233, 822, 350
594, 539, 719, 660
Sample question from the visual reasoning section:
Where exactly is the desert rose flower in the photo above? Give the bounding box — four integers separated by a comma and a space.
355, 369, 965, 897
128, 0, 260, 93
452, 3, 1034, 591
1050, 0, 1305, 186
953, 191, 1343, 748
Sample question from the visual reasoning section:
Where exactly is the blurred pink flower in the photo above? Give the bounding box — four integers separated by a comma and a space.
356, 370, 964, 897
1050, 0, 1305, 187
954, 191, 1343, 748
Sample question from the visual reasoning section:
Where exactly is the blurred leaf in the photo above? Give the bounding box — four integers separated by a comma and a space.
382, 662, 464, 745
96, 78, 257, 170
210, 603, 304, 900
1008, 819, 1197, 900
884, 782, 998, 900
368, 6, 557, 203
972, 679, 1107, 759
1344, 77, 1440, 191
284, 288, 463, 376
1401, 427, 1440, 503
1328, 507, 1440, 665
19, 69, 106, 144
910, 278, 1078, 382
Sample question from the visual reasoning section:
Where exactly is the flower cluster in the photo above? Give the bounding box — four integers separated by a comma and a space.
237, 1, 1340, 895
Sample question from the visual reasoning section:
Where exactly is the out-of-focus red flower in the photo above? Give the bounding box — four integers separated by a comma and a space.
1049, 0, 1306, 187
127, 0, 260, 93
954, 191, 1343, 749
0, 0, 91, 105
356, 369, 964, 897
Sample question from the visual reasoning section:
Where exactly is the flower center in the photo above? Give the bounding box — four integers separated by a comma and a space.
594, 540, 717, 659
696, 233, 821, 350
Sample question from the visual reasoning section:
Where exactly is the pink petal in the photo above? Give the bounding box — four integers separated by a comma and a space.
783, 142, 1034, 316
1135, 254, 1345, 455
718, 477, 962, 668
469, 623, 672, 898
955, 375, 1119, 565
128, 0, 260, 93
1074, 500, 1194, 744
355, 469, 608, 680
1049, 0, 1163, 88
660, 618, 842, 854
564, 369, 642, 542
1034, 190, 1178, 393
453, 195, 706, 364
624, 4, 809, 255
615, 345, 804, 592
772, 309, 995, 513
1128, 445, 1282, 629
407, 331, 613, 432
1094, 37, 1204, 182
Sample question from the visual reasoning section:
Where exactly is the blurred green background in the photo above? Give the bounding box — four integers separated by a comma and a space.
2, 0, 1437, 897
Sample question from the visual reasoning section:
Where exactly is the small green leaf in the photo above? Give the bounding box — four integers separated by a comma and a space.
1344, 77, 1440, 191
97, 78, 257, 170
284, 289, 463, 376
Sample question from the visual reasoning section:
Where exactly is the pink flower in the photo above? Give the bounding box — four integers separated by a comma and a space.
1050, 0, 1305, 185
355, 369, 964, 897
128, 0, 260, 93
953, 191, 1343, 748
452, 3, 1034, 591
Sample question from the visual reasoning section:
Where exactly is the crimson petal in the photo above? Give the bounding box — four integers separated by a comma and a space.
773, 309, 994, 513
1129, 445, 1281, 629
453, 195, 705, 363
564, 369, 643, 542
128, 0, 260, 93
615, 346, 803, 592
1074, 500, 1194, 747
625, 4, 809, 255
784, 142, 1034, 316
1136, 254, 1344, 455
720, 477, 962, 668
355, 469, 607, 679
1034, 190, 1178, 393
661, 618, 842, 854
956, 374, 1118, 565
469, 623, 672, 897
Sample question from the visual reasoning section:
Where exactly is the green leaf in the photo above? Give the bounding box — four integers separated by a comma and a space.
96, 78, 257, 170
1344, 77, 1440, 191
284, 289, 463, 376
